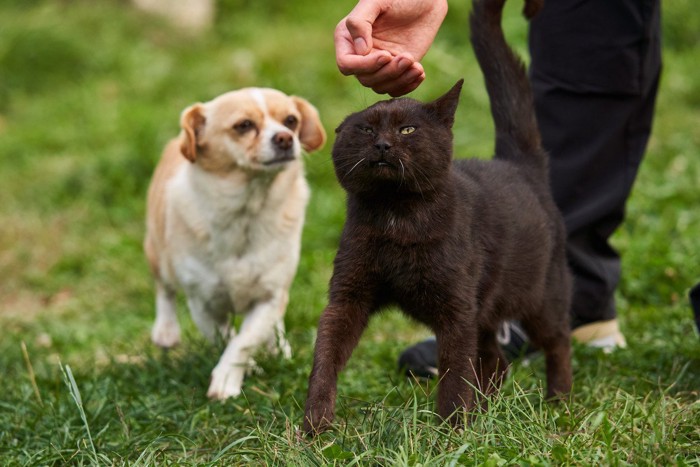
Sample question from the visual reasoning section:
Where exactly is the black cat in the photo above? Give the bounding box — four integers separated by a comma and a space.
304, 0, 571, 435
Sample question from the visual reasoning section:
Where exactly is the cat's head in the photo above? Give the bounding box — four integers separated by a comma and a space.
332, 80, 463, 197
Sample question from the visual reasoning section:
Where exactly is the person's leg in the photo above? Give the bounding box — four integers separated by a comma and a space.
533, 75, 660, 337
529, 0, 661, 344
690, 283, 700, 335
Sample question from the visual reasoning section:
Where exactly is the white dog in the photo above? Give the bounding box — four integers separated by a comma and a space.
144, 88, 326, 399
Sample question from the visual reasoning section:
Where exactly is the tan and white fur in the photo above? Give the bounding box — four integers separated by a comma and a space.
144, 88, 326, 400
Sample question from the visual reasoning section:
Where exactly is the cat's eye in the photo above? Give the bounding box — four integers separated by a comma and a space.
359, 126, 374, 134
400, 126, 416, 135
234, 119, 256, 134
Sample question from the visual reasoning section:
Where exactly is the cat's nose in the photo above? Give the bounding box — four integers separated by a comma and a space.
374, 139, 391, 155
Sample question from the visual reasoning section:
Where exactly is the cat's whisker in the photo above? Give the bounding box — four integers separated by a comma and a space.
407, 165, 427, 201
413, 164, 436, 196
398, 159, 406, 190
336, 156, 362, 169
333, 156, 362, 172
341, 158, 366, 181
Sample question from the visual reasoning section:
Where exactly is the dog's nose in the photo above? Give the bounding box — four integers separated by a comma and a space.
273, 132, 293, 150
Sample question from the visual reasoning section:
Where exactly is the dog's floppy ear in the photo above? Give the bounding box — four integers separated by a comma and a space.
292, 97, 326, 152
180, 104, 206, 162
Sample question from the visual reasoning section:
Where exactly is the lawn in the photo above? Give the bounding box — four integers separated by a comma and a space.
1, 0, 699, 465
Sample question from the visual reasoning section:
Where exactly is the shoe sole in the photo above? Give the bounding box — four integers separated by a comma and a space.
571, 319, 627, 352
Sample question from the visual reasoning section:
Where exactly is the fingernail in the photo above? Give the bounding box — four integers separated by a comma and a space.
407, 69, 425, 81
354, 37, 368, 55
397, 58, 411, 71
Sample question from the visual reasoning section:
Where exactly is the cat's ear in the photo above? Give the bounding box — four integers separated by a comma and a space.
428, 79, 463, 128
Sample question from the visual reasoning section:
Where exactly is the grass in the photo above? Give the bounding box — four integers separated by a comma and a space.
1, 0, 699, 464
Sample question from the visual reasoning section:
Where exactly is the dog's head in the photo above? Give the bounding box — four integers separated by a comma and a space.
178, 88, 326, 172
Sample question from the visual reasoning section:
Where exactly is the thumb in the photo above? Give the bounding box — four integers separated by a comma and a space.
344, 0, 382, 55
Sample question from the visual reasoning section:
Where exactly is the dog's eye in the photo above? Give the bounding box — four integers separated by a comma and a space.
400, 126, 416, 135
233, 119, 256, 133
283, 115, 298, 130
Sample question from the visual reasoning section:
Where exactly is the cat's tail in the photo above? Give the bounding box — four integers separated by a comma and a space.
469, 0, 546, 176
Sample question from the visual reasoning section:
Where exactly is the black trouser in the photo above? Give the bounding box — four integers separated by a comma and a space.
691, 283, 700, 334
529, 0, 662, 327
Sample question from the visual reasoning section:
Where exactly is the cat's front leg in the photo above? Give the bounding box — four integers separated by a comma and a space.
435, 321, 479, 426
304, 303, 370, 435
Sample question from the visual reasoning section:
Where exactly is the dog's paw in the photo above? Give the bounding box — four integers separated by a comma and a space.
151, 320, 181, 348
280, 339, 292, 359
207, 364, 244, 400
245, 358, 263, 377
266, 336, 292, 359
273, 338, 292, 360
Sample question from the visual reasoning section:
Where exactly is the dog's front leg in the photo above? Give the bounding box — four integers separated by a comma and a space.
262, 291, 292, 359
151, 282, 181, 348
207, 294, 284, 400
303, 302, 370, 436
267, 317, 292, 359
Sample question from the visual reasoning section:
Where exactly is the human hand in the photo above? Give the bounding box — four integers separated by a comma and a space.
334, 0, 448, 97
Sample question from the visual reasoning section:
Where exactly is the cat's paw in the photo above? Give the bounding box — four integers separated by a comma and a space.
303, 401, 335, 436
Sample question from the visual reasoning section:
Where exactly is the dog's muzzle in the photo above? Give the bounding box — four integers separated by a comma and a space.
264, 132, 296, 166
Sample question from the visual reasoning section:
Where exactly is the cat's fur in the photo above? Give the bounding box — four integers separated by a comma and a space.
304, 0, 571, 435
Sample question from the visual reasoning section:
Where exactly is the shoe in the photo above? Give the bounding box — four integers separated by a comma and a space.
496, 321, 537, 360
397, 322, 535, 379
571, 319, 627, 352
398, 319, 627, 378
397, 337, 438, 379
